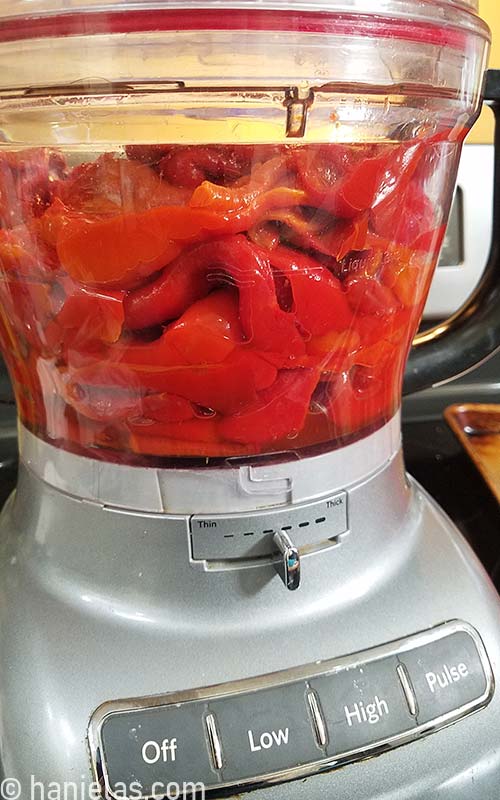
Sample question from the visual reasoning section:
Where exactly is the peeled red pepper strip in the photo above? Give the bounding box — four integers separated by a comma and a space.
190, 155, 290, 210
0, 277, 55, 352
295, 142, 423, 219
0, 222, 58, 279
55, 154, 191, 216
189, 155, 307, 228
157, 145, 255, 189
219, 368, 320, 445
56, 190, 308, 291
345, 276, 401, 318
45, 280, 125, 352
140, 393, 195, 423
0, 148, 67, 229
65, 383, 144, 423
128, 427, 255, 457
263, 245, 355, 336
128, 417, 221, 443
56, 205, 229, 289
65, 371, 195, 424
100, 288, 243, 370
190, 185, 308, 228
69, 350, 278, 416
258, 206, 369, 261
124, 235, 305, 355
413, 224, 447, 254
163, 288, 243, 364
371, 181, 435, 246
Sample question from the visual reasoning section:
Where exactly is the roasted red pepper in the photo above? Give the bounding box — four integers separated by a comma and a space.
157, 145, 255, 189
129, 418, 221, 444
258, 206, 369, 261
56, 205, 227, 288
0, 136, 455, 461
55, 153, 191, 215
296, 142, 422, 219
0, 277, 55, 351
264, 246, 355, 336
93, 289, 243, 369
68, 349, 277, 417
0, 223, 57, 279
56, 158, 307, 290
163, 288, 243, 364
124, 235, 305, 355
45, 279, 125, 352
189, 156, 307, 229
128, 421, 256, 458
345, 276, 400, 318
371, 181, 435, 246
219, 368, 319, 444
140, 393, 195, 423
0, 149, 66, 229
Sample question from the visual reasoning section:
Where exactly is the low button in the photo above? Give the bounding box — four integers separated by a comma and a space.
399, 630, 489, 724
310, 656, 416, 757
100, 703, 219, 797
211, 682, 323, 782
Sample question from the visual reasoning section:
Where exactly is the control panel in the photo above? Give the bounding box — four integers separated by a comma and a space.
88, 622, 493, 799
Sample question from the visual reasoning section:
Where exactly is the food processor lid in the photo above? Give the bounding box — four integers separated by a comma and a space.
0, 0, 488, 30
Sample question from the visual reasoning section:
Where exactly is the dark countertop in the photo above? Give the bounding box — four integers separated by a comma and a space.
402, 419, 500, 588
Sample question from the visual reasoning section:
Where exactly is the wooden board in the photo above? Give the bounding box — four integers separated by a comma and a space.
445, 403, 500, 504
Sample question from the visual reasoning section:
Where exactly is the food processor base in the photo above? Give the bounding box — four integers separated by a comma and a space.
0, 424, 499, 798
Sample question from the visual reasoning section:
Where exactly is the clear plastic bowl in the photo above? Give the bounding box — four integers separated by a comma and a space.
0, 2, 490, 464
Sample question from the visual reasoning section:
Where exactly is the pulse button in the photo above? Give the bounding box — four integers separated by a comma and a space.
398, 630, 489, 724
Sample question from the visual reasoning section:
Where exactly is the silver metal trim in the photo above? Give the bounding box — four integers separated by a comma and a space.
273, 531, 301, 591
205, 713, 223, 771
306, 690, 327, 748
397, 663, 418, 717
87, 621, 495, 800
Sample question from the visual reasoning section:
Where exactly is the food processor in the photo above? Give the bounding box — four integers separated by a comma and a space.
0, 0, 500, 797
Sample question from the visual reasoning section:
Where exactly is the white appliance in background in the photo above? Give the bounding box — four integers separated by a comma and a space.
424, 144, 494, 320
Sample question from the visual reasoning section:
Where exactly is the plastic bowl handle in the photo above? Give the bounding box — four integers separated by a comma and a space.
404, 69, 500, 395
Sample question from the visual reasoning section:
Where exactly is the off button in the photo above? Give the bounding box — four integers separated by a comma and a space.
100, 703, 219, 797
399, 630, 489, 724
210, 682, 323, 782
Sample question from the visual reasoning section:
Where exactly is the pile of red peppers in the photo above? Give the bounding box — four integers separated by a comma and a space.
0, 136, 454, 459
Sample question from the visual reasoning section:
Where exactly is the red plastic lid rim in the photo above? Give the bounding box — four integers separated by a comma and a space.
0, 8, 481, 48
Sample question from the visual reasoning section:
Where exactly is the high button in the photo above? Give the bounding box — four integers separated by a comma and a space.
310, 656, 417, 757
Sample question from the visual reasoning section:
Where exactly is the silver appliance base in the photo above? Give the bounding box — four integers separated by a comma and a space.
0, 439, 499, 798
